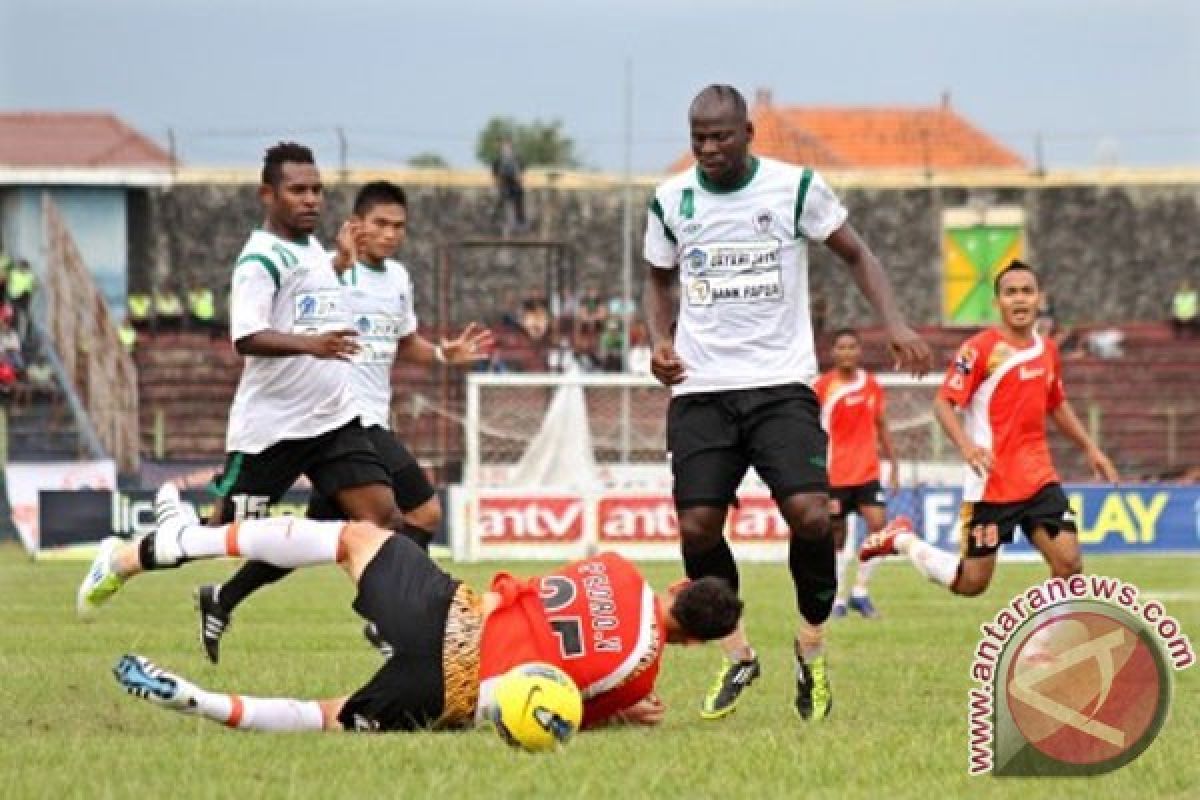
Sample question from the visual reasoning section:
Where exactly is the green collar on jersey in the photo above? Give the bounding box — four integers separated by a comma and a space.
338, 260, 387, 286
695, 156, 759, 194
258, 227, 310, 247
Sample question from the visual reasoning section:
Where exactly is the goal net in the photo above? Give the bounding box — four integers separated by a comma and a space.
452, 372, 951, 561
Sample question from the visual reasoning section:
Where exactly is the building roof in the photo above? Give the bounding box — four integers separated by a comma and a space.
0, 112, 173, 169
670, 90, 1026, 172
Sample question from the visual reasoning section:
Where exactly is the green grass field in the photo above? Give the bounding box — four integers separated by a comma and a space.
1, 544, 1196, 799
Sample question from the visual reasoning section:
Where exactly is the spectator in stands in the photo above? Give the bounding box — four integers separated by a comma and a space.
153, 285, 184, 331
547, 317, 577, 373
519, 288, 550, 342
572, 324, 598, 372
7, 258, 35, 341
627, 320, 653, 375
1171, 278, 1197, 339
127, 292, 153, 330
578, 285, 607, 333
492, 137, 526, 235
187, 285, 218, 336
1036, 291, 1079, 356
0, 316, 23, 373
598, 317, 625, 372
118, 315, 137, 354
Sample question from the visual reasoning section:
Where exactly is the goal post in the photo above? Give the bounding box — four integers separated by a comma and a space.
453, 372, 955, 561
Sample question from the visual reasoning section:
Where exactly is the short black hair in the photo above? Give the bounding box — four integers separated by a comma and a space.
993, 259, 1039, 294
832, 327, 860, 344
261, 141, 315, 187
670, 576, 743, 641
353, 181, 408, 216
690, 84, 748, 121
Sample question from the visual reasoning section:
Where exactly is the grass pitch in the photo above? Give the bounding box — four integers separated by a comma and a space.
0, 545, 1196, 799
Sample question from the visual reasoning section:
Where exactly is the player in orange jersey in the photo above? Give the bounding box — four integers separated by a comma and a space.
861, 261, 1118, 595
813, 329, 898, 618
83, 484, 741, 733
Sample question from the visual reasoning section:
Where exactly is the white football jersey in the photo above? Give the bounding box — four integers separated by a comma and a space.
339, 259, 418, 429
226, 230, 359, 454
644, 156, 847, 394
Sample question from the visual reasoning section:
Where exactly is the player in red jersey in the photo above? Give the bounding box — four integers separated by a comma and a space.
860, 262, 1118, 595
84, 484, 741, 733
813, 329, 898, 618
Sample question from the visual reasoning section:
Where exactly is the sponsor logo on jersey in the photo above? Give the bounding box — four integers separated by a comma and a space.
685, 248, 707, 270
1019, 366, 1045, 381
955, 345, 978, 375
753, 208, 774, 234
682, 222, 703, 235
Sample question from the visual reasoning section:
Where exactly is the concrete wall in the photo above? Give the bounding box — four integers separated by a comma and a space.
128, 178, 1200, 328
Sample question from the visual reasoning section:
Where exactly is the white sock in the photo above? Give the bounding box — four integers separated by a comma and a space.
176, 517, 344, 567
193, 690, 325, 732
896, 534, 959, 588
834, 546, 852, 602
852, 557, 877, 597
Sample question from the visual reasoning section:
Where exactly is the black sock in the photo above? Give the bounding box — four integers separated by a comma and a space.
682, 536, 739, 594
218, 561, 293, 613
788, 533, 837, 626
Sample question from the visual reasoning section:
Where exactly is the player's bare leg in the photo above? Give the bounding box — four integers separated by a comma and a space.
779, 491, 835, 720
860, 515, 995, 596
1027, 525, 1083, 579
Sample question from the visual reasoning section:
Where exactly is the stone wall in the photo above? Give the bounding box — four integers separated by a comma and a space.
128, 179, 1200, 328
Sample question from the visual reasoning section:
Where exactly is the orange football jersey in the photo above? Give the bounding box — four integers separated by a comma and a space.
814, 369, 885, 487
476, 552, 663, 728
938, 330, 1065, 503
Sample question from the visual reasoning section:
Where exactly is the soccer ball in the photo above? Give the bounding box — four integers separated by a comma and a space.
489, 662, 583, 753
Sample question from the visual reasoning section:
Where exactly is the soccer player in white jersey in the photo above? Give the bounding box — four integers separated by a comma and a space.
197, 180, 492, 661
147, 143, 450, 663
643, 85, 931, 721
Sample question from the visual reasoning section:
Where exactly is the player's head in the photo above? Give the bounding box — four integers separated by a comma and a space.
259, 142, 322, 236
689, 84, 753, 188
662, 576, 743, 644
352, 181, 408, 263
993, 260, 1041, 334
831, 328, 861, 371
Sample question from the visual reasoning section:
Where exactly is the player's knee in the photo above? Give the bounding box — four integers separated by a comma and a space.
952, 572, 990, 597
677, 509, 726, 552
340, 521, 390, 561
788, 498, 830, 541
1051, 553, 1083, 579
405, 497, 442, 532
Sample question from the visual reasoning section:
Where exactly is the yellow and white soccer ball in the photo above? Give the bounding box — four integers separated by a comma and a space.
489, 662, 583, 753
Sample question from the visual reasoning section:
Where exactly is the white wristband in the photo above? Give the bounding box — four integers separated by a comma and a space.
434, 344, 447, 364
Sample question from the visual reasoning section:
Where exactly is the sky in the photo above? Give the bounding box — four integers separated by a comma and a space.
2, 0, 1198, 173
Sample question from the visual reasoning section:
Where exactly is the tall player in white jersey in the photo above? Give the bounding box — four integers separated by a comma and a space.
195, 177, 492, 663
644, 85, 931, 721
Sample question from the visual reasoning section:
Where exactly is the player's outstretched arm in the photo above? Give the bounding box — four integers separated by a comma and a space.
395, 322, 494, 368
824, 224, 932, 376
113, 654, 345, 732
1050, 401, 1120, 482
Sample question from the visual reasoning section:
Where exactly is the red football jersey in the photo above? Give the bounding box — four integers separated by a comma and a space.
938, 329, 1065, 503
813, 369, 885, 487
476, 552, 663, 728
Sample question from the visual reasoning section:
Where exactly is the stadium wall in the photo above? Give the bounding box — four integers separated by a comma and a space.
127, 170, 1200, 327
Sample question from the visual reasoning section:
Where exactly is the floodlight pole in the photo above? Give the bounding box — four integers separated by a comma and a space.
619, 58, 634, 462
